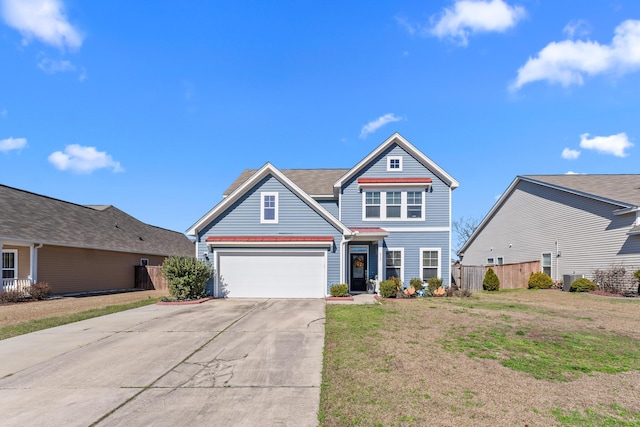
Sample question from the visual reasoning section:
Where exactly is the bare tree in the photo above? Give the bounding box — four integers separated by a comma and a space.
453, 216, 481, 255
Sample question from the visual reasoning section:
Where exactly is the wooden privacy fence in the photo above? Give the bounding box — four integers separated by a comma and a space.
461, 260, 541, 291
135, 266, 169, 291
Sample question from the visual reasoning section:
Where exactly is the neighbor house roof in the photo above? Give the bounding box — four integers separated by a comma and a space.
522, 174, 640, 207
0, 184, 194, 256
224, 168, 348, 197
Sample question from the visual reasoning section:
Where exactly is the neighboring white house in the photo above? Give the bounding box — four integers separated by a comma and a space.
458, 175, 640, 294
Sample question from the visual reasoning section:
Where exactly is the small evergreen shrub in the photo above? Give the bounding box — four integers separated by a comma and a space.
410, 277, 424, 291
162, 256, 212, 300
329, 284, 349, 297
379, 279, 397, 298
528, 272, 554, 289
570, 278, 597, 292
482, 268, 500, 291
29, 282, 51, 300
427, 277, 443, 295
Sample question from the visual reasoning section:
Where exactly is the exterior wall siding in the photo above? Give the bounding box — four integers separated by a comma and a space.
340, 144, 451, 228
3, 245, 30, 279
383, 231, 450, 286
461, 180, 640, 283
317, 199, 339, 218
38, 245, 166, 294
198, 174, 344, 295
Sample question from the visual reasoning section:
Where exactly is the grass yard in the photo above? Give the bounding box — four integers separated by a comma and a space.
319, 290, 640, 426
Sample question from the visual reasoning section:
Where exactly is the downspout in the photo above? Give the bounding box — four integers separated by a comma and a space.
31, 243, 43, 283
340, 231, 358, 285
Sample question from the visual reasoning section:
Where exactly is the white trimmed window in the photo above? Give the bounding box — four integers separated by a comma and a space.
542, 253, 551, 277
385, 249, 403, 281
420, 248, 441, 281
365, 191, 381, 218
387, 156, 402, 171
2, 250, 17, 279
261, 192, 279, 224
487, 257, 495, 265
497, 257, 504, 265
362, 190, 425, 221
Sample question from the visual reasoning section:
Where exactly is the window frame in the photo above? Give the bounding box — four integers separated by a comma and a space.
541, 252, 552, 277
260, 192, 279, 224
364, 191, 381, 219
385, 248, 404, 282
361, 189, 425, 221
387, 156, 403, 171
385, 191, 402, 218
2, 249, 18, 280
487, 257, 495, 265
420, 247, 441, 282
497, 257, 504, 266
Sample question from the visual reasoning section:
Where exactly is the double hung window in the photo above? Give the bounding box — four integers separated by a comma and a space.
421, 249, 440, 280
386, 192, 401, 218
2, 250, 17, 279
385, 249, 402, 280
363, 190, 425, 220
365, 191, 381, 218
261, 192, 278, 223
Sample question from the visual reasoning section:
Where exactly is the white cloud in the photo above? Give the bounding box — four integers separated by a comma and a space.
0, 108, 6, 118
0, 137, 27, 153
48, 144, 124, 174
579, 133, 633, 158
565, 171, 583, 175
0, 0, 83, 50
38, 57, 75, 73
430, 0, 526, 46
563, 19, 591, 39
359, 114, 402, 139
511, 20, 640, 91
561, 148, 580, 159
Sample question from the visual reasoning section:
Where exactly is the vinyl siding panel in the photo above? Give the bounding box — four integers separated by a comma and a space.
38, 245, 166, 294
3, 245, 30, 279
461, 180, 640, 282
198, 175, 343, 294
317, 199, 339, 218
383, 231, 450, 286
340, 144, 451, 228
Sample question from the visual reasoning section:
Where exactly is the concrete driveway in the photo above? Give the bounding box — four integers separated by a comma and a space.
0, 299, 325, 426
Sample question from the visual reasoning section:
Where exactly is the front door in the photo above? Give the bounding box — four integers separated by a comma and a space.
350, 253, 367, 292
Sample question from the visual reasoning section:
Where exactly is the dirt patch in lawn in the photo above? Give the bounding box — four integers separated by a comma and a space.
0, 290, 168, 328
320, 289, 640, 426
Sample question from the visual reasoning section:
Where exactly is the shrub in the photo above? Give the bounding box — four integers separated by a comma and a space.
446, 287, 472, 297
379, 279, 397, 298
29, 282, 51, 300
593, 265, 630, 295
410, 277, 424, 291
528, 272, 554, 289
427, 277, 443, 295
482, 268, 500, 291
162, 256, 212, 300
329, 284, 349, 297
634, 270, 640, 282
0, 290, 24, 304
570, 278, 597, 292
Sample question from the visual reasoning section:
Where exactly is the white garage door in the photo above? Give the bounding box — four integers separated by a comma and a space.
217, 251, 326, 298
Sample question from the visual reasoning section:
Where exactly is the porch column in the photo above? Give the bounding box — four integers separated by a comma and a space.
377, 238, 383, 293
29, 243, 37, 283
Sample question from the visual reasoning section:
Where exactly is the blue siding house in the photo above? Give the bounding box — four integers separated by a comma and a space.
186, 133, 459, 298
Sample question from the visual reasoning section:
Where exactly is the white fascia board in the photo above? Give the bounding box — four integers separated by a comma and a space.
357, 182, 432, 189
186, 162, 352, 237
613, 206, 640, 216
206, 240, 334, 247
333, 133, 459, 191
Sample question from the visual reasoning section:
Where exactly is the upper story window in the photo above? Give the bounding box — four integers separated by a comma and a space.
365, 191, 381, 218
387, 156, 403, 171
363, 190, 425, 221
261, 192, 279, 224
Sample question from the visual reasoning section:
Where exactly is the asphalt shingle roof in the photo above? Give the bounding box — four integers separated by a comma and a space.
223, 168, 349, 197
522, 174, 640, 207
0, 184, 193, 256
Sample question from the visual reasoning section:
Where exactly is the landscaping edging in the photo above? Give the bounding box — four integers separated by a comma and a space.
326, 296, 354, 301
157, 297, 214, 305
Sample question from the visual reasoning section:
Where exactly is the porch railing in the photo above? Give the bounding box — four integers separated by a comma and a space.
2, 278, 33, 296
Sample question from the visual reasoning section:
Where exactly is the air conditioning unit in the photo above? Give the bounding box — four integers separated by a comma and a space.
563, 274, 584, 291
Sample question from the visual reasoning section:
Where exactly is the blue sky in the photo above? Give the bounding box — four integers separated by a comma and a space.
1, 0, 639, 240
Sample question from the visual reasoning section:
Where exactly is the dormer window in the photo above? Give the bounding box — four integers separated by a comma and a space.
387, 156, 402, 171
261, 192, 278, 223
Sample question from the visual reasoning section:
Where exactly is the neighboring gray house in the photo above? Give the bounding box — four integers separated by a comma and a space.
1, 184, 194, 294
458, 174, 640, 287
186, 133, 459, 298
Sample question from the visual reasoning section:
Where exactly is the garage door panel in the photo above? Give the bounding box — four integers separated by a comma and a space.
218, 251, 326, 298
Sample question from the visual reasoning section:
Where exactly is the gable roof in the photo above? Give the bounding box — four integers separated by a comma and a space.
333, 132, 459, 190
0, 184, 193, 257
458, 174, 640, 255
187, 163, 352, 236
224, 168, 348, 197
